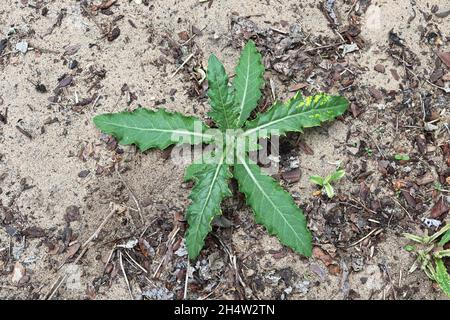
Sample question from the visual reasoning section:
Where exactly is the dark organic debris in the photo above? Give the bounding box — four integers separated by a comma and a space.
231, 16, 307, 80
91, 0, 117, 11
16, 125, 32, 139
0, 38, 7, 55
35, 83, 47, 93
282, 168, 301, 183
74, 97, 94, 107
434, 10, 450, 18
374, 64, 385, 73
430, 197, 449, 218
66, 243, 81, 259
322, 0, 339, 26
437, 51, 450, 69
78, 170, 90, 178
0, 107, 8, 124
355, 0, 372, 16
63, 44, 81, 56
23, 226, 46, 238
107, 27, 121, 41
68, 59, 78, 69
65, 205, 81, 222
388, 30, 404, 47
56, 75, 73, 89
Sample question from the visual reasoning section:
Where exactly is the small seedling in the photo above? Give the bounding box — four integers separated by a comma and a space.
403, 224, 450, 297
394, 154, 410, 161
93, 41, 348, 260
365, 147, 373, 157
309, 169, 345, 198
434, 182, 443, 192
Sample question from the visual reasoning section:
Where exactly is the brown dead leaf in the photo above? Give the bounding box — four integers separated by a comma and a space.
66, 243, 81, 259
288, 83, 309, 92
350, 103, 362, 118
392, 179, 409, 190
369, 86, 383, 101
23, 226, 46, 238
65, 205, 81, 222
282, 168, 301, 183
438, 51, 450, 69
178, 31, 190, 41
139, 238, 155, 258
85, 284, 96, 300
327, 264, 341, 276
430, 196, 449, 218
416, 173, 435, 186
91, 0, 117, 10
297, 140, 314, 155
401, 189, 416, 208
48, 244, 61, 255
312, 246, 334, 266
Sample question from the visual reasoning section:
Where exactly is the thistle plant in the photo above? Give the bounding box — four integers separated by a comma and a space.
404, 224, 450, 297
93, 41, 349, 260
309, 168, 345, 198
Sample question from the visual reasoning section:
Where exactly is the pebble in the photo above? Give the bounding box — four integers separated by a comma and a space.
78, 170, 90, 178
424, 122, 439, 131
374, 64, 385, 73
15, 40, 28, 53
68, 59, 78, 70
11, 262, 25, 284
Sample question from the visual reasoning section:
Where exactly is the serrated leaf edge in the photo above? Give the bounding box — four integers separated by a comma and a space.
235, 155, 312, 256
234, 40, 265, 127
185, 154, 232, 260
242, 92, 348, 137
93, 108, 212, 151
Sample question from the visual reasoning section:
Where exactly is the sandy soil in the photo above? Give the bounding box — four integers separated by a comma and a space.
0, 0, 449, 300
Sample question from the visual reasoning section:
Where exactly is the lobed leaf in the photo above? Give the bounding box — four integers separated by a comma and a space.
185, 155, 232, 260
242, 92, 349, 138
234, 155, 312, 257
233, 40, 265, 127
93, 108, 211, 151
207, 54, 238, 129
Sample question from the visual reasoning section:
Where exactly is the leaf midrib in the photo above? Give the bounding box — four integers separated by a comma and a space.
237, 50, 251, 125
190, 154, 225, 246
237, 155, 306, 250
215, 84, 231, 128
242, 103, 346, 136
97, 121, 212, 139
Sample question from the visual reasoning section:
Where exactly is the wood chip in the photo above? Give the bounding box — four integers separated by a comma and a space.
57, 75, 73, 89
66, 243, 81, 259
282, 168, 301, 183
23, 226, 46, 238
401, 189, 416, 208
390, 68, 400, 81
312, 247, 334, 266
430, 196, 449, 218
369, 86, 383, 100
374, 64, 385, 73
438, 51, 450, 69
288, 83, 308, 92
